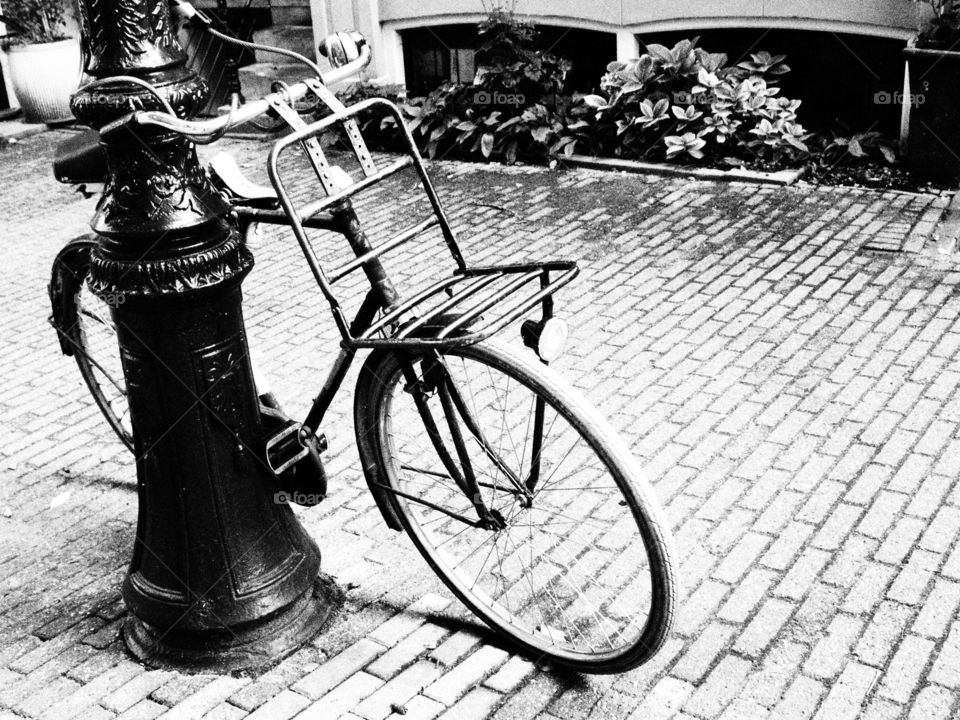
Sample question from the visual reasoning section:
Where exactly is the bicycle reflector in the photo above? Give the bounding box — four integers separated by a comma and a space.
521, 318, 568, 362
319, 31, 364, 68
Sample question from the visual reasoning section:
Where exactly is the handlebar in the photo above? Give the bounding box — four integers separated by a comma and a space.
99, 43, 371, 142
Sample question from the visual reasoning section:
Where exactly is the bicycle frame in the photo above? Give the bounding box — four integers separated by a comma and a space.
224, 80, 571, 525
233, 203, 540, 527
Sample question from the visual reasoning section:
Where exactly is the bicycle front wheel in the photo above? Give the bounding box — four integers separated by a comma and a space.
354, 338, 675, 673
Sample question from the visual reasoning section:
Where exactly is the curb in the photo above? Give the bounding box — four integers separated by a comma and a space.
936, 190, 960, 255
561, 153, 805, 186
0, 118, 54, 144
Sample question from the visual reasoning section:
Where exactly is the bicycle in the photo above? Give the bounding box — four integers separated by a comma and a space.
48, 8, 676, 674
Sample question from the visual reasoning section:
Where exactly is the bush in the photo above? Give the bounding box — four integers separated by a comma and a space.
339, 21, 901, 178
375, 10, 573, 164
0, 0, 67, 46
572, 39, 810, 168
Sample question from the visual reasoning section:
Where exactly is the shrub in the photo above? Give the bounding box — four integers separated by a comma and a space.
0, 0, 67, 47
571, 40, 810, 169
911, 1, 960, 48
377, 10, 572, 163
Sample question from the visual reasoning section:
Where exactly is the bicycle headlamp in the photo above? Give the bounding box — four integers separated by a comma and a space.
521, 317, 568, 362
319, 31, 364, 69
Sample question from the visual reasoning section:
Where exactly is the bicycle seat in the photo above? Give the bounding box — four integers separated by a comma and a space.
208, 152, 279, 209
54, 128, 106, 185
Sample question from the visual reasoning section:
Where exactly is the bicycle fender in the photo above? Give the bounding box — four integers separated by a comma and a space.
354, 314, 482, 533
354, 355, 405, 532
49, 235, 97, 356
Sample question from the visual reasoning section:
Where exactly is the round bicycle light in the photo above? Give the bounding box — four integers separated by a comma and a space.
521, 317, 568, 362
319, 31, 364, 68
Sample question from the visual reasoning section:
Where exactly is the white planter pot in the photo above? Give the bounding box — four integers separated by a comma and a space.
6, 37, 81, 124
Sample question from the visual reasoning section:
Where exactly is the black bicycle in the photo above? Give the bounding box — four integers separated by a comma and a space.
48, 11, 676, 674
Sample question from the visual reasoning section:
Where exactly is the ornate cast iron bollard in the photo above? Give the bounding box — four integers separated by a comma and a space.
71, 0, 335, 670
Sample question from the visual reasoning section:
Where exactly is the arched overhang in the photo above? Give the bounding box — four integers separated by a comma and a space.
378, 0, 925, 41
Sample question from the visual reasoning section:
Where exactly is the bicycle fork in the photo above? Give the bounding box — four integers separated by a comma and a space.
400, 352, 543, 529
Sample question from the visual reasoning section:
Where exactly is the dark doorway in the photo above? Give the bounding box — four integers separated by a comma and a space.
400, 23, 616, 96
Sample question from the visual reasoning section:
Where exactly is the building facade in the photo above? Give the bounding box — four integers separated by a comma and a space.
309, 0, 927, 85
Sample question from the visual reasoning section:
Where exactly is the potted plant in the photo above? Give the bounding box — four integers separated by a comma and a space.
0, 0, 81, 124
904, 1, 960, 183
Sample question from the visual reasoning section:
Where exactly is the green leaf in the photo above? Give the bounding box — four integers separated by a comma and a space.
646, 43, 675, 64
505, 139, 519, 164
481, 132, 494, 158
531, 126, 552, 144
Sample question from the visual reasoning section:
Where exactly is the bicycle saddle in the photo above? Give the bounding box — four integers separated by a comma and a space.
53, 128, 107, 185
208, 151, 279, 209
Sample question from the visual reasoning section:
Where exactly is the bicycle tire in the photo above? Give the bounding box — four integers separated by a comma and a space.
50, 236, 134, 452
354, 338, 675, 673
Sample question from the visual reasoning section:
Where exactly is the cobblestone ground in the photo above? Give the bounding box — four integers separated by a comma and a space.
1, 127, 959, 720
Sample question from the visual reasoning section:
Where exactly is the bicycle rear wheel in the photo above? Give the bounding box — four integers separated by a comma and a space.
50, 236, 133, 452
354, 338, 675, 673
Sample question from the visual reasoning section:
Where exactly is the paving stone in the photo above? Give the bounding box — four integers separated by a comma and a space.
812, 662, 880, 720
244, 689, 312, 720
355, 661, 443, 720
293, 638, 387, 700
672, 622, 737, 682
683, 655, 753, 718
294, 671, 384, 719
152, 676, 248, 720
907, 685, 955, 720
929, 621, 960, 688
436, 687, 502, 720
878, 634, 935, 704
484, 656, 536, 694
115, 700, 167, 720
734, 598, 794, 658
424, 646, 509, 706
770, 675, 826, 720
804, 614, 863, 681
913, 579, 960, 639
627, 677, 694, 720
427, 630, 483, 667
367, 623, 449, 681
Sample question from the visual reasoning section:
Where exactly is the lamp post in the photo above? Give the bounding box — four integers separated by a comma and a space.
70, 0, 335, 670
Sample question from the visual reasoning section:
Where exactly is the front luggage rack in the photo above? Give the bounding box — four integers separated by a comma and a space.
356, 261, 578, 349
265, 95, 579, 350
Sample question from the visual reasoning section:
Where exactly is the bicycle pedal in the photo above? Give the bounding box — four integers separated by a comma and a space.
265, 422, 311, 476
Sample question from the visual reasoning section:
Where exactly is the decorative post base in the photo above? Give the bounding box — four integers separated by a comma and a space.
124, 575, 341, 672
70, 0, 338, 671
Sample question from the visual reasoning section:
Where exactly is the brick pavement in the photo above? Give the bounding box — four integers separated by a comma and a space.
1, 127, 959, 719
